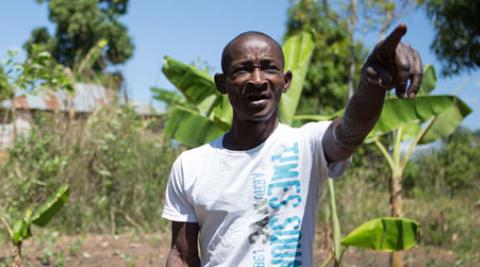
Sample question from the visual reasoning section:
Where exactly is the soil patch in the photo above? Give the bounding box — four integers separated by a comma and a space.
0, 233, 462, 266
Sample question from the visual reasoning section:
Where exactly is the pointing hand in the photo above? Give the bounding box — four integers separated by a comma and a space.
363, 24, 423, 98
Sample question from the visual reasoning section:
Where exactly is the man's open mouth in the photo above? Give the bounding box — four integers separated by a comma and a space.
245, 93, 270, 102
245, 93, 270, 109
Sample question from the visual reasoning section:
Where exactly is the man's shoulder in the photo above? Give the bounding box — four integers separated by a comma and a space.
298, 121, 332, 133
277, 121, 332, 141
175, 136, 222, 166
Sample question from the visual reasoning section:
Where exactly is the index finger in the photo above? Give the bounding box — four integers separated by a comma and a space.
378, 24, 407, 53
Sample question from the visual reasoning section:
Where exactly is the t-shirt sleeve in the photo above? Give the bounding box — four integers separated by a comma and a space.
162, 155, 198, 222
302, 121, 351, 178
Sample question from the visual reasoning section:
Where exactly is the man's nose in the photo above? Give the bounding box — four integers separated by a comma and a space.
247, 68, 267, 88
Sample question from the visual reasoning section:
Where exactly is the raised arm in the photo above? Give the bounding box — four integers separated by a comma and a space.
322, 24, 423, 163
166, 221, 201, 267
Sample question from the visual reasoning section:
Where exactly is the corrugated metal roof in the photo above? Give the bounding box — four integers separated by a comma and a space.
0, 83, 158, 116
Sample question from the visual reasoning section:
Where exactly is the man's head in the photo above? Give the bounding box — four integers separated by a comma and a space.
215, 31, 292, 123
220, 31, 285, 73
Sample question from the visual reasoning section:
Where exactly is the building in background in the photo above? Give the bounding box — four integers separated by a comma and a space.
0, 84, 157, 150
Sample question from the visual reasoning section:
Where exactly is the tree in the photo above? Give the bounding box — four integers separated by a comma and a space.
284, 0, 414, 116
23, 0, 134, 83
285, 0, 366, 116
420, 0, 480, 76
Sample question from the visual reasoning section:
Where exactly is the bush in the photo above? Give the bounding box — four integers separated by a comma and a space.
407, 128, 480, 197
0, 104, 180, 235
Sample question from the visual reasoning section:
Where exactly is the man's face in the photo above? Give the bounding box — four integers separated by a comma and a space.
215, 36, 292, 122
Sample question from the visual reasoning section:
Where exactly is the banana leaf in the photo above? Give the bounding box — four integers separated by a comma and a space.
367, 95, 471, 142
151, 87, 186, 108
279, 32, 315, 125
162, 56, 218, 105
30, 184, 69, 227
293, 111, 342, 124
420, 101, 471, 143
11, 219, 30, 244
213, 94, 233, 131
164, 106, 225, 147
341, 217, 419, 252
198, 94, 219, 115
417, 64, 436, 96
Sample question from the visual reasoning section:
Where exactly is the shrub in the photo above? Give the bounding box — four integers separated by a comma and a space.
0, 104, 180, 235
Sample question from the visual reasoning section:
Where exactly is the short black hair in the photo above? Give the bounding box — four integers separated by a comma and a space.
221, 31, 284, 73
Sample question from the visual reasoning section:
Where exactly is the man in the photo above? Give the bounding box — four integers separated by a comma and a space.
163, 24, 422, 266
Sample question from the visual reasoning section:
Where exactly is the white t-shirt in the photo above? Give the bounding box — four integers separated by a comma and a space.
162, 122, 349, 267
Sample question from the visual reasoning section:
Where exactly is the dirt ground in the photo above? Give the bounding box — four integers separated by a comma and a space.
0, 232, 468, 267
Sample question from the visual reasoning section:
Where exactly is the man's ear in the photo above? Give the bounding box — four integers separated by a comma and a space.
282, 71, 293, 93
214, 73, 227, 94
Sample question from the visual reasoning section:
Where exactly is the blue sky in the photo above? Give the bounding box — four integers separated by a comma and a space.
1, 1, 478, 129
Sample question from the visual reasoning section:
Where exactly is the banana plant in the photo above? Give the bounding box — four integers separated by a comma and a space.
0, 184, 69, 267
364, 64, 472, 267
324, 179, 419, 267
153, 32, 424, 266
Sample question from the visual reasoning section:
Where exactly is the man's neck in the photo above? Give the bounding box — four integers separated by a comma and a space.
222, 116, 279, 151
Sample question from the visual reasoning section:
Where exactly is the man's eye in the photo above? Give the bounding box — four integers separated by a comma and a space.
232, 68, 248, 75
264, 65, 280, 72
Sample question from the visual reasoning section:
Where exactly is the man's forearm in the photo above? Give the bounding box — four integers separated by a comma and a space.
166, 249, 200, 267
323, 78, 386, 162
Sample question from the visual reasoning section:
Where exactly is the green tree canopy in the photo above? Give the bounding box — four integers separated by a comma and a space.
285, 0, 366, 116
421, 0, 480, 76
24, 0, 134, 76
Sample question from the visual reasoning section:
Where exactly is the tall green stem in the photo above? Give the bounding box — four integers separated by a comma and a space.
374, 138, 394, 171
392, 127, 403, 176
399, 117, 436, 173
328, 178, 342, 266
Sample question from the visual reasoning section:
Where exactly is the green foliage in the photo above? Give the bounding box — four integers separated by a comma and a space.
368, 95, 472, 142
420, 0, 480, 75
0, 47, 73, 102
30, 185, 69, 227
2, 184, 69, 246
368, 65, 471, 151
409, 128, 480, 196
24, 0, 133, 75
417, 64, 437, 96
278, 32, 314, 124
368, 65, 471, 177
151, 87, 186, 108
164, 106, 225, 148
341, 217, 420, 251
11, 219, 30, 244
161, 56, 218, 106
327, 179, 342, 262
285, 0, 366, 115
0, 105, 178, 234
155, 56, 225, 147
